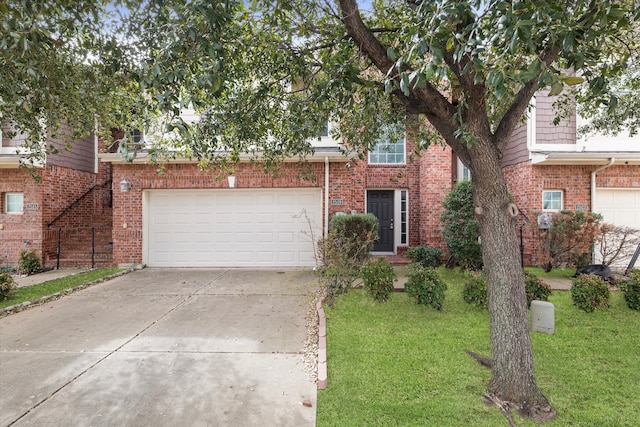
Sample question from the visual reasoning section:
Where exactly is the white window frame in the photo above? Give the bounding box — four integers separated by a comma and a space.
399, 190, 408, 245
542, 190, 563, 212
457, 158, 471, 181
368, 126, 406, 165
5, 192, 24, 214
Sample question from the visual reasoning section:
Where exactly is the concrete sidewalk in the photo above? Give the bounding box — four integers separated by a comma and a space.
12, 268, 88, 288
0, 268, 318, 427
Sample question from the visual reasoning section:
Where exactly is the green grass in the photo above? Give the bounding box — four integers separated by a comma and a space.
317, 267, 640, 426
1, 268, 125, 309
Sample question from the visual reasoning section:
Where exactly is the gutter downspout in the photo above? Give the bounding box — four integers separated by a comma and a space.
591, 157, 615, 263
591, 158, 615, 214
324, 157, 329, 238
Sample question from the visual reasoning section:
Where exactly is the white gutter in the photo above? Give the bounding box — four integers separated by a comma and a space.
591, 157, 615, 215
324, 156, 329, 238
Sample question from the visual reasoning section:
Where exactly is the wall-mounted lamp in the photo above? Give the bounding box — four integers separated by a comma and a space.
227, 175, 236, 188
120, 179, 131, 193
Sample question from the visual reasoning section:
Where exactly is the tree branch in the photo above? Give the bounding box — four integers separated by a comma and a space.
337, 0, 462, 154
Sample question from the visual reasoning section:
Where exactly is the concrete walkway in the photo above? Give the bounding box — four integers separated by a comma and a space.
542, 277, 572, 290
12, 268, 88, 288
0, 268, 318, 427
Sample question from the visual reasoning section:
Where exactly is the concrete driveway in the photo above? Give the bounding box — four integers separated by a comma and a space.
0, 269, 319, 426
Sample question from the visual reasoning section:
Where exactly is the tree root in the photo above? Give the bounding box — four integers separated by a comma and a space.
468, 351, 557, 424
466, 350, 492, 368
483, 392, 557, 425
483, 393, 517, 427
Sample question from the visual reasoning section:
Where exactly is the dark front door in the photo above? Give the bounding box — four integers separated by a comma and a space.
367, 190, 394, 252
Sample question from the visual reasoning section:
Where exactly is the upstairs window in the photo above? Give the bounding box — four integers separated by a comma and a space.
368, 125, 406, 165
316, 121, 329, 137
542, 190, 563, 211
4, 193, 24, 214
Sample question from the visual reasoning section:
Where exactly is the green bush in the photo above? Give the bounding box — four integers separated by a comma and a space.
405, 263, 447, 310
440, 180, 483, 270
524, 271, 552, 307
360, 257, 396, 302
317, 214, 379, 306
328, 213, 379, 262
571, 274, 610, 312
462, 271, 487, 308
539, 210, 602, 272
406, 246, 443, 268
0, 273, 17, 301
18, 250, 41, 275
620, 269, 640, 311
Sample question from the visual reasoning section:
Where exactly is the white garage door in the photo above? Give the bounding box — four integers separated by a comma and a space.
144, 189, 322, 267
594, 188, 640, 268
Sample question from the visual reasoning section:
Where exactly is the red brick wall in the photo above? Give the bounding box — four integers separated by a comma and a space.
504, 161, 639, 266
0, 164, 110, 268
110, 145, 450, 265
42, 163, 113, 267
596, 165, 640, 187
0, 169, 44, 266
418, 144, 454, 254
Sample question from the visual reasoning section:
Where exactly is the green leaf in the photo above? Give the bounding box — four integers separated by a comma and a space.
548, 81, 563, 96
387, 47, 397, 61
562, 76, 585, 86
446, 36, 454, 51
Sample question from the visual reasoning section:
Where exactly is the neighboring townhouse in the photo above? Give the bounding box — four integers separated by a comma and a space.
503, 93, 640, 268
0, 121, 113, 269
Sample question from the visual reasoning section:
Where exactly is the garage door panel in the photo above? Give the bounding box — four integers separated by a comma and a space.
595, 188, 640, 268
145, 189, 321, 267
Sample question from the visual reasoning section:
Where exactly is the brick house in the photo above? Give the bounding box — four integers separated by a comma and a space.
504, 93, 640, 268
3, 93, 637, 271
98, 93, 639, 269
99, 129, 444, 268
0, 122, 113, 269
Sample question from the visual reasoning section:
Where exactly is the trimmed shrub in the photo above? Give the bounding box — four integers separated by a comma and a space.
440, 180, 483, 270
0, 273, 17, 301
524, 271, 552, 307
462, 272, 488, 308
406, 246, 443, 268
571, 274, 610, 312
620, 269, 640, 311
405, 263, 447, 310
18, 250, 41, 275
328, 213, 379, 262
463, 271, 549, 309
360, 257, 396, 302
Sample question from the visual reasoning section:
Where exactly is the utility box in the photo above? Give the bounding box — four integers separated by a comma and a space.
531, 301, 555, 334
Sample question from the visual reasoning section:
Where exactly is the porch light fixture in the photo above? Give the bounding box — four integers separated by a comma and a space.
119, 178, 131, 193
227, 175, 236, 188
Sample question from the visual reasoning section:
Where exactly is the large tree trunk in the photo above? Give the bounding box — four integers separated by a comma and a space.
470, 140, 556, 422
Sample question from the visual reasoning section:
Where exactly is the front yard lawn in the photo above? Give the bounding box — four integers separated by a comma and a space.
317, 267, 640, 426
